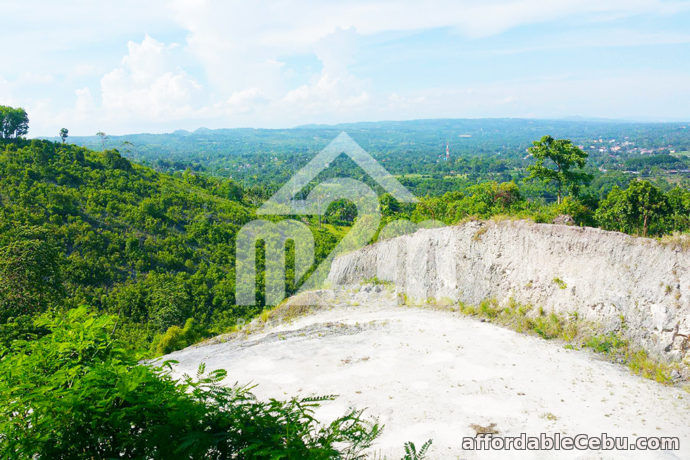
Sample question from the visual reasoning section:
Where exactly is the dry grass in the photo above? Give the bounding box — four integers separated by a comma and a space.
658, 232, 690, 251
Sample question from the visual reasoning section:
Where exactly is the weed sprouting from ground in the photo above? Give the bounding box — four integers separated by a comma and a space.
552, 277, 568, 289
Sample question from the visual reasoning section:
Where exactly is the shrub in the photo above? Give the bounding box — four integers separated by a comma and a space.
154, 317, 207, 355
0, 307, 382, 459
531, 313, 564, 339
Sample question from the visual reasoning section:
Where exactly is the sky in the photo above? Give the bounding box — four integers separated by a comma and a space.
1, 0, 690, 136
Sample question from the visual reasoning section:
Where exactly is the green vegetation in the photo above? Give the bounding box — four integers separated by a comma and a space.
0, 307, 381, 458
456, 298, 677, 384
0, 105, 29, 139
362, 276, 393, 287
552, 277, 567, 289
596, 179, 688, 236
379, 178, 689, 238
527, 135, 591, 203
0, 137, 249, 351
0, 108, 688, 457
0, 133, 346, 354
402, 440, 433, 460
62, 119, 690, 199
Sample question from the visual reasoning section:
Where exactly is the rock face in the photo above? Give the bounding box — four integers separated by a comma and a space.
326, 220, 690, 360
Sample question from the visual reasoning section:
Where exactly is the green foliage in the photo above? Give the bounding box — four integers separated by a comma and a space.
0, 227, 64, 322
527, 135, 591, 203
0, 307, 382, 459
64, 119, 690, 197
409, 181, 527, 224
0, 105, 29, 139
531, 312, 565, 339
362, 276, 392, 287
324, 199, 358, 225
595, 180, 671, 236
478, 298, 501, 318
402, 439, 433, 460
552, 196, 595, 226
154, 317, 208, 355
583, 333, 627, 354
0, 138, 315, 350
552, 277, 567, 289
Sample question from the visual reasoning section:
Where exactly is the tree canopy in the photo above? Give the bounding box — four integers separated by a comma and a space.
527, 135, 591, 203
0, 106, 29, 139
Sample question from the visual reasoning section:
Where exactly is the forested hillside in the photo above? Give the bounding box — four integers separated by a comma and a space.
0, 139, 274, 351
0, 135, 383, 459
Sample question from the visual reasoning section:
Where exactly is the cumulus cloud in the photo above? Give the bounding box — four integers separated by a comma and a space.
278, 28, 370, 118
224, 87, 267, 114
4, 0, 690, 134
162, 0, 690, 126
100, 35, 202, 119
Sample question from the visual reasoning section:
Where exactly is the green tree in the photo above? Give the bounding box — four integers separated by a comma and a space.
379, 193, 400, 216
527, 135, 591, 204
324, 199, 358, 225
595, 180, 669, 237
665, 186, 690, 233
59, 128, 69, 144
0, 106, 29, 139
0, 230, 64, 322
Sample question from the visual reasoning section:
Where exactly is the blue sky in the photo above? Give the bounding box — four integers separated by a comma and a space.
1, 0, 689, 136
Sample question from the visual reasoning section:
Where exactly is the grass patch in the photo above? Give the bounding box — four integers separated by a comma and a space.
455, 298, 681, 385
658, 232, 690, 251
581, 334, 675, 384
362, 276, 393, 287
582, 333, 627, 354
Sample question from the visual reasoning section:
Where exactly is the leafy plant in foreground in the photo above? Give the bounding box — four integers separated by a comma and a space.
0, 307, 381, 459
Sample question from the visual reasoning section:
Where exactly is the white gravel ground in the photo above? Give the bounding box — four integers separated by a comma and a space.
162, 293, 690, 459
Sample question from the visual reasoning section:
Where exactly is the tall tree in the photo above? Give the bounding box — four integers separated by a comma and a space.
59, 128, 69, 144
96, 131, 107, 150
527, 135, 591, 204
0, 106, 29, 139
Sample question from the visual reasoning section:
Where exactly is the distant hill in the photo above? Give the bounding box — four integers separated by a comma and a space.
52, 118, 690, 193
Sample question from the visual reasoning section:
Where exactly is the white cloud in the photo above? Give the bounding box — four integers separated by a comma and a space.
161, 0, 690, 127
170, 0, 690, 46
224, 87, 266, 114
278, 28, 370, 118
100, 35, 202, 119
4, 0, 690, 134
282, 73, 370, 113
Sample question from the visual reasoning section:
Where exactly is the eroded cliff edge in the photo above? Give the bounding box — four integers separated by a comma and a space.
326, 220, 689, 361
